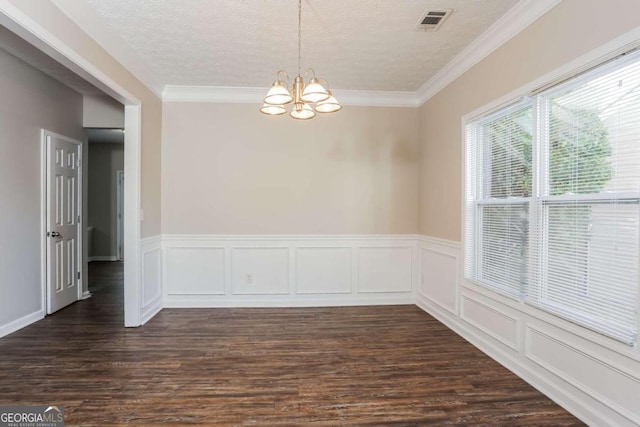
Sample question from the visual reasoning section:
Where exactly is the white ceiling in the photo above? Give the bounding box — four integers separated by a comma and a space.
52, 0, 520, 93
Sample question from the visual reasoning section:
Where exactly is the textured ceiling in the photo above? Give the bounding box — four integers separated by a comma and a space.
76, 0, 519, 92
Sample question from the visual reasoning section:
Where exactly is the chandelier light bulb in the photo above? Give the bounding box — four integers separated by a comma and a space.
290, 103, 316, 120
301, 78, 330, 103
264, 81, 293, 105
315, 91, 342, 113
260, 103, 287, 115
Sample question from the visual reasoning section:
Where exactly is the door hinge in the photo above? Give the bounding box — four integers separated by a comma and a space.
78, 215, 81, 223
77, 271, 81, 280
76, 159, 81, 168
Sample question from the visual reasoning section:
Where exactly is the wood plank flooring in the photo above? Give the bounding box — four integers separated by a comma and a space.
0, 262, 584, 426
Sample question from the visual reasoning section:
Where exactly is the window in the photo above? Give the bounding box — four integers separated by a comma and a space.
465, 51, 640, 345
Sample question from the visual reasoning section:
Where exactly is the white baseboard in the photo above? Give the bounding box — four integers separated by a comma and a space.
161, 234, 418, 308
140, 295, 162, 325
141, 236, 163, 325
164, 294, 415, 308
89, 256, 119, 262
2, 231, 626, 427
0, 310, 44, 339
416, 235, 640, 427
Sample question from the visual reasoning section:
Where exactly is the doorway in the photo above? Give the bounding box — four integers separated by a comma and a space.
0, 4, 144, 327
86, 127, 125, 266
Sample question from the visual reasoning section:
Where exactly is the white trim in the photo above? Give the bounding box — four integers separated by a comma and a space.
161, 234, 417, 308
331, 89, 419, 108
123, 106, 142, 327
162, 85, 420, 108
140, 296, 162, 324
460, 293, 520, 351
116, 169, 124, 261
418, 235, 462, 250
525, 324, 640, 426
417, 236, 640, 426
0, 310, 45, 339
163, 85, 266, 104
459, 26, 640, 358
0, 1, 140, 105
45, 0, 561, 108
416, 0, 561, 104
39, 129, 47, 318
0, 1, 146, 329
49, 0, 164, 97
162, 234, 420, 242
160, 0, 561, 107
462, 26, 640, 124
88, 256, 119, 262
141, 235, 163, 247
140, 234, 163, 324
415, 293, 613, 427
165, 295, 414, 308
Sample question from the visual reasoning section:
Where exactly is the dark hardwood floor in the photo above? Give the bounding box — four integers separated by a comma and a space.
0, 262, 584, 426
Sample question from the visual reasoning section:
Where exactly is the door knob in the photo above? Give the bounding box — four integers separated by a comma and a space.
49, 231, 61, 238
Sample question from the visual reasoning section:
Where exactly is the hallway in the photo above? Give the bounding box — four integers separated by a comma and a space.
0, 262, 583, 425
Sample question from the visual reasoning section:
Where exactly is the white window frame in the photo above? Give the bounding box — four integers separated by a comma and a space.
464, 51, 640, 346
466, 99, 534, 298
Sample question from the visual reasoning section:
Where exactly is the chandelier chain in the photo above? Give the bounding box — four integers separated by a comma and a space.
297, 0, 302, 76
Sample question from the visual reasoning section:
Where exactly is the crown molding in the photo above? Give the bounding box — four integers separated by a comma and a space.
163, 85, 420, 108
163, 85, 268, 104
332, 89, 419, 108
416, 0, 562, 105
48, 0, 559, 107
162, 0, 559, 108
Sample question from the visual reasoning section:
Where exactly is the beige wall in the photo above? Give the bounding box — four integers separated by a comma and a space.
83, 95, 124, 129
162, 103, 419, 234
88, 142, 124, 258
419, 0, 640, 241
7, 0, 162, 238
0, 47, 83, 326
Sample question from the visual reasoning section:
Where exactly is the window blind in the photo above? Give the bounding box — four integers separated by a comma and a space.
466, 102, 533, 297
528, 53, 640, 345
465, 50, 640, 345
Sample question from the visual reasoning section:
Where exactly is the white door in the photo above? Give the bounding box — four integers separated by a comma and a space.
46, 133, 82, 314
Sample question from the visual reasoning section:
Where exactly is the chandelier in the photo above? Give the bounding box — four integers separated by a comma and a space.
260, 0, 341, 120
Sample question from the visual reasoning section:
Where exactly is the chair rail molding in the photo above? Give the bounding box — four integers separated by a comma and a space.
160, 234, 418, 308
416, 234, 640, 427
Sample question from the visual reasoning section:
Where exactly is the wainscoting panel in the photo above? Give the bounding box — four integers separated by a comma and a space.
163, 235, 417, 307
416, 235, 640, 427
461, 294, 519, 351
166, 247, 225, 295
140, 235, 162, 324
418, 238, 459, 315
358, 247, 413, 293
296, 247, 352, 294
526, 325, 640, 425
231, 247, 290, 295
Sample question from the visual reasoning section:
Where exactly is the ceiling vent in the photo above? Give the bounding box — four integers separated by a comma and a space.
415, 9, 452, 31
